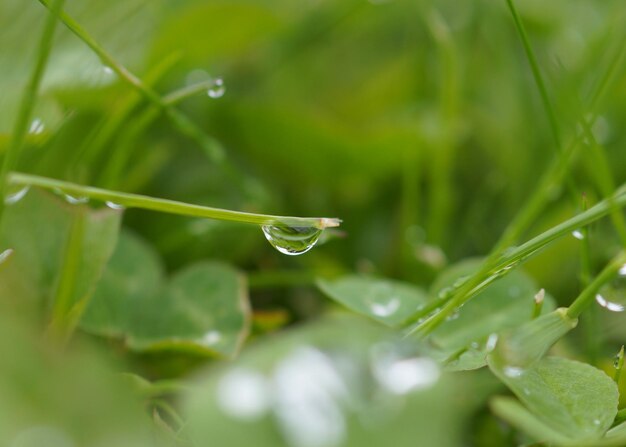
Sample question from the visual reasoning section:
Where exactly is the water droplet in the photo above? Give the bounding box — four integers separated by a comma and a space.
63, 193, 89, 205
614, 352, 621, 369
28, 118, 45, 135
503, 366, 524, 378
572, 229, 585, 240
485, 333, 498, 352
370, 297, 400, 317
437, 286, 454, 300
453, 276, 469, 288
0, 248, 13, 264
102, 65, 114, 75
523, 387, 531, 396
262, 225, 322, 256
372, 353, 440, 395
534, 288, 545, 304
594, 419, 601, 426
217, 368, 270, 421
470, 341, 480, 350
200, 330, 221, 346
207, 77, 225, 98
595, 266, 626, 312
5, 185, 30, 205
105, 201, 125, 210
445, 309, 460, 321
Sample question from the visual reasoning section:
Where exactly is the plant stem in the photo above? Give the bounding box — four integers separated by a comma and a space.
37, 0, 224, 163
567, 251, 626, 319
408, 185, 626, 337
8, 172, 341, 229
505, 0, 561, 151
0, 0, 65, 221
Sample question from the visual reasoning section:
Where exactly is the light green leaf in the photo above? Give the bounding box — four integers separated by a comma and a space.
317, 275, 428, 327
0, 188, 121, 324
488, 356, 619, 442
81, 230, 250, 358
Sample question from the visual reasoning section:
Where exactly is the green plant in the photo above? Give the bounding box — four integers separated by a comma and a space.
2, 0, 626, 445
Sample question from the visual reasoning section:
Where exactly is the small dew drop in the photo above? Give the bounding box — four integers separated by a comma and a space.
105, 201, 125, 210
102, 65, 114, 75
262, 225, 322, 256
200, 330, 221, 346
572, 230, 585, 240
613, 353, 621, 369
437, 286, 453, 300
595, 266, 626, 312
5, 185, 30, 205
485, 333, 498, 352
470, 342, 480, 350
593, 419, 601, 426
64, 193, 89, 205
0, 248, 13, 264
28, 118, 45, 135
372, 354, 440, 395
445, 309, 460, 321
207, 77, 225, 98
370, 297, 400, 317
503, 366, 524, 378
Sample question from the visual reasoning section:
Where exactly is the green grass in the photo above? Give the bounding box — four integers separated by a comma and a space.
1, 0, 626, 445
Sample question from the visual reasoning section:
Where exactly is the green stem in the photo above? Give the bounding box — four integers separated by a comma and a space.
408, 185, 626, 337
505, 0, 561, 151
8, 172, 341, 229
0, 0, 65, 220
36, 0, 224, 163
567, 251, 626, 319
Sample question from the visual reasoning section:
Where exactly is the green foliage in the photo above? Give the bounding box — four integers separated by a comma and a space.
81, 230, 250, 357
2, 0, 626, 445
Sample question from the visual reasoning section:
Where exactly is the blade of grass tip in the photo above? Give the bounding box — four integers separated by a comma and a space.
408, 185, 626, 337
35, 0, 225, 164
0, 0, 65, 222
7, 172, 341, 230
567, 250, 626, 319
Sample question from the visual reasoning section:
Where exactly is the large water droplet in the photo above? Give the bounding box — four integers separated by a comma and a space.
5, 185, 30, 205
595, 264, 626, 312
262, 225, 322, 256
207, 77, 225, 98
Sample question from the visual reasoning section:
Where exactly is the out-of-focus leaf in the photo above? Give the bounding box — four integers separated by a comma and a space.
0, 188, 121, 323
0, 0, 155, 133
81, 230, 250, 358
182, 315, 468, 447
0, 313, 156, 446
488, 356, 618, 443
317, 275, 428, 327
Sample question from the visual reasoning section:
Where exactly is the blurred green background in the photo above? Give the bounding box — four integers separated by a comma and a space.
2, 0, 626, 445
